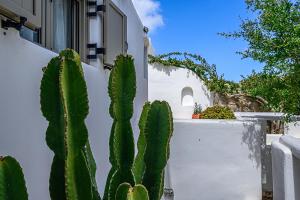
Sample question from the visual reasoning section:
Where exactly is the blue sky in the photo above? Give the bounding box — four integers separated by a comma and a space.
133, 0, 264, 82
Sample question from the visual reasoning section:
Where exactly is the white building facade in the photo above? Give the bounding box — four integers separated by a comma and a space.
0, 0, 148, 199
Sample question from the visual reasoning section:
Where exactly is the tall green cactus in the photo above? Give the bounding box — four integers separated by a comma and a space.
135, 101, 173, 200
133, 102, 151, 184
116, 183, 149, 200
0, 156, 28, 200
40, 49, 100, 200
105, 55, 136, 200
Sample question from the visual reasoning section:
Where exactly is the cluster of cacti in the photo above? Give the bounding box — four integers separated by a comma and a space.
105, 55, 174, 200
0, 51, 173, 200
0, 156, 28, 200
40, 49, 100, 200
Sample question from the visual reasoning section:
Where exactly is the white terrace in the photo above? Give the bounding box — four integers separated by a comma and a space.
0, 0, 299, 200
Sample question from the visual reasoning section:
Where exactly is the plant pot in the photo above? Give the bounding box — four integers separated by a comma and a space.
192, 114, 200, 119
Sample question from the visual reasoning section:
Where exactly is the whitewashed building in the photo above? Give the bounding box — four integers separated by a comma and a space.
0, 0, 148, 199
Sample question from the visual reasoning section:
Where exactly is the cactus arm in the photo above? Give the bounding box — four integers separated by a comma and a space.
142, 101, 173, 200
108, 55, 136, 122
106, 55, 137, 199
41, 57, 66, 159
108, 170, 135, 200
115, 183, 130, 199
0, 156, 28, 200
133, 102, 151, 183
41, 49, 98, 200
116, 183, 149, 200
59, 51, 92, 200
84, 142, 101, 200
103, 167, 116, 200
49, 156, 66, 200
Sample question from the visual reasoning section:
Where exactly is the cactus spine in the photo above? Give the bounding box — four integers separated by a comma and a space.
0, 156, 28, 200
116, 183, 149, 200
40, 49, 100, 200
105, 55, 136, 200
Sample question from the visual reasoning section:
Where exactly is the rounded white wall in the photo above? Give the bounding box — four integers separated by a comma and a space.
148, 63, 213, 119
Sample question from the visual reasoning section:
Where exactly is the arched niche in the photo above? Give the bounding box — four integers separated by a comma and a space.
181, 87, 194, 106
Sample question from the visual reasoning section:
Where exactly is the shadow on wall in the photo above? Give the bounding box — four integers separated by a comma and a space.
152, 63, 179, 76
242, 122, 262, 169
202, 84, 212, 102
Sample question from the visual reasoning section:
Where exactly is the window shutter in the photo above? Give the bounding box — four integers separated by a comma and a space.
103, 0, 127, 66
0, 0, 41, 28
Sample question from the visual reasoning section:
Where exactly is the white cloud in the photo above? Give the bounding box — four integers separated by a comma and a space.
132, 0, 164, 32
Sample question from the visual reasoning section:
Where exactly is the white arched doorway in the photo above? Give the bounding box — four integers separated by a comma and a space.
181, 87, 194, 106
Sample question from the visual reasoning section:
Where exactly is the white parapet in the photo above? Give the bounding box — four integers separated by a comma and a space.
271, 135, 300, 200
165, 119, 262, 200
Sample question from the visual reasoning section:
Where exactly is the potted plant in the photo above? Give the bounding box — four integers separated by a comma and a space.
192, 103, 202, 119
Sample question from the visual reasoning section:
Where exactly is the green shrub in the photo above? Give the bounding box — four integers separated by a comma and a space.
201, 105, 236, 119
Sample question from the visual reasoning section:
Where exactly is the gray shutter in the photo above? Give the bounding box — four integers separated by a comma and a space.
0, 0, 41, 28
103, 0, 127, 66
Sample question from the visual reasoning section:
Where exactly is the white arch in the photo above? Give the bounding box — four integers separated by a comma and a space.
181, 87, 194, 106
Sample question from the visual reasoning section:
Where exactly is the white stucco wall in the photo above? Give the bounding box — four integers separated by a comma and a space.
271, 141, 295, 200
0, 1, 147, 199
271, 135, 300, 200
167, 119, 262, 200
148, 63, 213, 119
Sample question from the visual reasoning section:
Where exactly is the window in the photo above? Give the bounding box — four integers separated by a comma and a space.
20, 25, 40, 43
181, 87, 194, 106
0, 0, 42, 28
103, 0, 127, 66
0, 0, 88, 60
45, 0, 88, 60
52, 0, 77, 52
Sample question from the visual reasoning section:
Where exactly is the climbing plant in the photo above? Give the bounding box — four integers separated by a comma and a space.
148, 52, 240, 95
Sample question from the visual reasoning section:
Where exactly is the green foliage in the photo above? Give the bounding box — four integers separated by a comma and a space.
201, 105, 236, 119
148, 52, 240, 95
105, 55, 136, 200
40, 49, 100, 200
0, 156, 28, 200
193, 103, 202, 115
221, 0, 300, 115
116, 183, 149, 200
139, 101, 173, 200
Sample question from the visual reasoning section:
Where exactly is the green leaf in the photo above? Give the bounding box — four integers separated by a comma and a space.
0, 156, 28, 200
